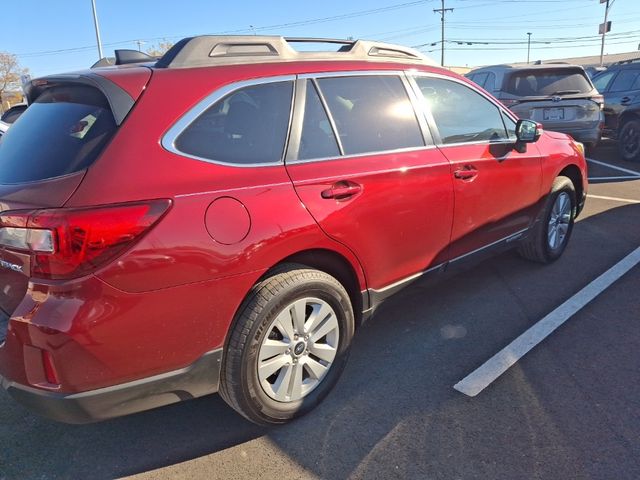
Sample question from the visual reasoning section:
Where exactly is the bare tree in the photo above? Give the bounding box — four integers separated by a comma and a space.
0, 52, 28, 107
146, 41, 174, 58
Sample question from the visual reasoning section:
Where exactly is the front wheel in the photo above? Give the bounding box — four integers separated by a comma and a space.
219, 265, 354, 425
618, 119, 640, 161
518, 176, 576, 264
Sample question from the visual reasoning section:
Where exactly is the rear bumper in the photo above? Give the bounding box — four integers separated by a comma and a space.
1, 348, 222, 424
544, 125, 602, 144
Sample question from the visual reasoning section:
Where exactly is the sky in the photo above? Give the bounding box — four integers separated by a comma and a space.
1, 0, 639, 77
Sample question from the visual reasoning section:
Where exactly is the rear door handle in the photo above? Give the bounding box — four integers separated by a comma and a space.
621, 96, 632, 105
453, 166, 479, 180
321, 181, 362, 199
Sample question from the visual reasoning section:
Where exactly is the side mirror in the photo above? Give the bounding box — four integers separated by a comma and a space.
516, 119, 541, 143
514, 119, 542, 153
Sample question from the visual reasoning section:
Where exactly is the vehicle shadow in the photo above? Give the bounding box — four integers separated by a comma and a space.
1, 202, 638, 479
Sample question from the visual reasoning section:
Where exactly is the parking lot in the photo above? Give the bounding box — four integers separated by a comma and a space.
1, 141, 639, 480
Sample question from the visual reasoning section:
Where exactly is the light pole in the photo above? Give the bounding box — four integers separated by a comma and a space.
599, 0, 616, 66
527, 32, 532, 64
91, 0, 104, 60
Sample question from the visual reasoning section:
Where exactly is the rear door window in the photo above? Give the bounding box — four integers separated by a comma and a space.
0, 85, 116, 184
415, 76, 509, 144
592, 70, 617, 92
175, 81, 293, 165
298, 81, 341, 160
505, 69, 592, 96
315, 75, 425, 155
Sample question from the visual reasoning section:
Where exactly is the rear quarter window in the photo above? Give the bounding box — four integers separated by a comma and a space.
505, 69, 592, 96
175, 81, 293, 165
0, 85, 116, 184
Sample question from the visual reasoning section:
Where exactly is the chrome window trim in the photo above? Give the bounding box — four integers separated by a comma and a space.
161, 74, 297, 168
286, 144, 439, 166
297, 70, 407, 80
407, 71, 521, 148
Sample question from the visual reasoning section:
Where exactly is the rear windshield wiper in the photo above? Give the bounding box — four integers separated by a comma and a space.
549, 90, 581, 95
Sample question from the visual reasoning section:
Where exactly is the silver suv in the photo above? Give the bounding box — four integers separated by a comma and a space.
467, 64, 604, 148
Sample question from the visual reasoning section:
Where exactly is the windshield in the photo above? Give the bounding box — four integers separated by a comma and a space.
505, 69, 592, 96
0, 84, 116, 184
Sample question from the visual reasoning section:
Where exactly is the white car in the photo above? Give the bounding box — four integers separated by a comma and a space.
0, 121, 9, 139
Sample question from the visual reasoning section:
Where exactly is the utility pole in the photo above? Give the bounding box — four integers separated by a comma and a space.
433, 0, 453, 67
91, 0, 104, 60
526, 32, 532, 64
136, 40, 146, 52
599, 0, 616, 67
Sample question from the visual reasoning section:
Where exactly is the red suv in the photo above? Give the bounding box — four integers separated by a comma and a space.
0, 36, 587, 425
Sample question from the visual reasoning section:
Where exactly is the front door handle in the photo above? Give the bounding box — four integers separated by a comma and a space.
621, 96, 632, 105
454, 165, 479, 181
321, 181, 362, 199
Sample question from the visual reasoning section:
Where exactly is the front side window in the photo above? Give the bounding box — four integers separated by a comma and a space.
315, 75, 425, 156
175, 81, 293, 165
415, 76, 509, 144
609, 70, 640, 93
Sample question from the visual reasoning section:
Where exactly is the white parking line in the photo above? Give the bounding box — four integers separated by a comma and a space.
453, 246, 640, 397
588, 194, 640, 204
588, 176, 640, 181
586, 158, 640, 177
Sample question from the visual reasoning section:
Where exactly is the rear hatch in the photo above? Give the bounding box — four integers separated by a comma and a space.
0, 69, 151, 324
501, 67, 602, 127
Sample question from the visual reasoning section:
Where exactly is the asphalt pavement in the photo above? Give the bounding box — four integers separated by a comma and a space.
0, 141, 639, 480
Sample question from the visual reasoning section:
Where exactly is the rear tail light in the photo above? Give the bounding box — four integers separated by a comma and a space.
592, 94, 604, 110
0, 199, 171, 280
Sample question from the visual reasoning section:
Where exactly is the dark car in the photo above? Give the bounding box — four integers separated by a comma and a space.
467, 64, 604, 148
0, 35, 587, 426
592, 59, 640, 161
0, 104, 28, 124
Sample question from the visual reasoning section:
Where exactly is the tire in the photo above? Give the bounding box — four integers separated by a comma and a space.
618, 119, 640, 162
219, 264, 354, 426
518, 176, 576, 264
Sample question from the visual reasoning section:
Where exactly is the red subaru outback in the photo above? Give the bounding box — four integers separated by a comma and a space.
0, 36, 587, 425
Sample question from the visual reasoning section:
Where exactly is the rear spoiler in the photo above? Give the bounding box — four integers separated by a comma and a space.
23, 73, 136, 125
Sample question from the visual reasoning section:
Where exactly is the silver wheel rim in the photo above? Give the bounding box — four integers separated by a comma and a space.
257, 297, 339, 403
548, 191, 571, 250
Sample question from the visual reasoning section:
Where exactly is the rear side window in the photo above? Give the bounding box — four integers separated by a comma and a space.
592, 70, 617, 92
609, 70, 640, 92
505, 69, 592, 96
316, 75, 425, 155
415, 76, 509, 144
175, 81, 293, 165
469, 72, 488, 88
0, 85, 116, 184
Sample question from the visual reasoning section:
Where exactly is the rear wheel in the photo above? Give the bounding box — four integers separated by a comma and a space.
518, 176, 576, 264
618, 119, 640, 161
219, 265, 354, 425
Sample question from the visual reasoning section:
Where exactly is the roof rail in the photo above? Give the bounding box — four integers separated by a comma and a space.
611, 57, 640, 66
154, 35, 435, 69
